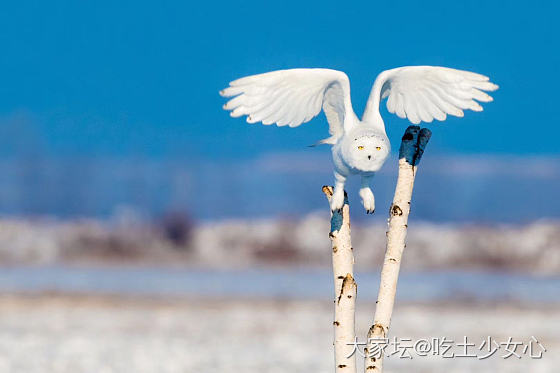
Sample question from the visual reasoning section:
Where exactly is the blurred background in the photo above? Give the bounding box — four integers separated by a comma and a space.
0, 1, 558, 372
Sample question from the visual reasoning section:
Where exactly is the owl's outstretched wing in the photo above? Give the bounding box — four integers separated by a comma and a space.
220, 69, 356, 144
363, 66, 499, 124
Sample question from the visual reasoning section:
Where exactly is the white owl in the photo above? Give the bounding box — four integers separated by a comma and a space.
220, 66, 498, 213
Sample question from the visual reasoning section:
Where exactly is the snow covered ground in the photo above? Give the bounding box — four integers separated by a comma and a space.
0, 212, 557, 372
0, 294, 557, 373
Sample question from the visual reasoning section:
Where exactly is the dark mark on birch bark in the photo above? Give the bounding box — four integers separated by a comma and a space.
337, 274, 355, 304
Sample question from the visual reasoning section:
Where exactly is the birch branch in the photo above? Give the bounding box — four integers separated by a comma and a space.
364, 125, 432, 372
323, 186, 357, 373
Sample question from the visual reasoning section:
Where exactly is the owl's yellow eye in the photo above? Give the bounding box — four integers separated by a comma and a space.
376, 146, 382, 151
357, 146, 364, 150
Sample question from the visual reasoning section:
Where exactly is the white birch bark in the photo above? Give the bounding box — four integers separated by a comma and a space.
364, 126, 432, 372
323, 185, 357, 373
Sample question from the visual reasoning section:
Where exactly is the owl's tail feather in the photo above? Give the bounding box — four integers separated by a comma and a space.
308, 136, 337, 147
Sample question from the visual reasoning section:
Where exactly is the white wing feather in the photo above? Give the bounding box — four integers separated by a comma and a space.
366, 66, 499, 124
220, 69, 355, 144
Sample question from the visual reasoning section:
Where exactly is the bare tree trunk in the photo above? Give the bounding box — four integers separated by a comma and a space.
364, 126, 432, 372
323, 186, 357, 373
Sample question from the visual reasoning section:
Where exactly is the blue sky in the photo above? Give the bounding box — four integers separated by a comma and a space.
0, 0, 558, 161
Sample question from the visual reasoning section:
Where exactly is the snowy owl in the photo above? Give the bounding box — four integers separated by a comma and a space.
220, 66, 498, 213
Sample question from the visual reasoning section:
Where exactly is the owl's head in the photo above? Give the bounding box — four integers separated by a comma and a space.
343, 131, 390, 172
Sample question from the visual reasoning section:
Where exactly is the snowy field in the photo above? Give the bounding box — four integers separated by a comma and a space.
0, 216, 558, 373
0, 294, 557, 373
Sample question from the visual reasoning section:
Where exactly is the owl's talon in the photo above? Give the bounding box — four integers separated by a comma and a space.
359, 187, 375, 215
329, 188, 345, 212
